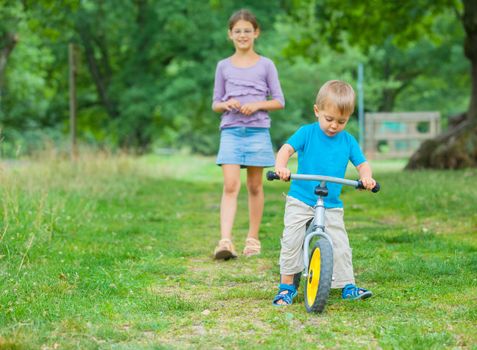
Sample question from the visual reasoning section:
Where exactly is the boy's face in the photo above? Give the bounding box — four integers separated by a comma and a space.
314, 104, 350, 137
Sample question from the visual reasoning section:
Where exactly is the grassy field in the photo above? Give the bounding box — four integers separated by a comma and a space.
0, 154, 476, 349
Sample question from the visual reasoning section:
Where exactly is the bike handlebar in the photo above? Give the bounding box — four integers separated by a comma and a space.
266, 171, 380, 193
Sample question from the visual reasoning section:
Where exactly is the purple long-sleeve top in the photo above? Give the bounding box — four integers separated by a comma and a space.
212, 56, 285, 129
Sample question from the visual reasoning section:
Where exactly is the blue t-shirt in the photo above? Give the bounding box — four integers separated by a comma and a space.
287, 123, 366, 208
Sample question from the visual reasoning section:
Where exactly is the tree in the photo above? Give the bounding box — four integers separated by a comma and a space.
3, 0, 472, 158
1, 0, 291, 154
406, 0, 477, 169
67, 0, 287, 150
0, 1, 22, 107
288, 0, 476, 168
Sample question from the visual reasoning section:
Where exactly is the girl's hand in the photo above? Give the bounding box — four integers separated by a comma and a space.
275, 167, 291, 181
240, 102, 260, 116
223, 99, 241, 111
360, 176, 376, 190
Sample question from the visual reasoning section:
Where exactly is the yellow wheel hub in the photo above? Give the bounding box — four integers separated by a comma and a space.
306, 248, 321, 306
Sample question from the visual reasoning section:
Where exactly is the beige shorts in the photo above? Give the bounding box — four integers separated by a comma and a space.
279, 196, 355, 288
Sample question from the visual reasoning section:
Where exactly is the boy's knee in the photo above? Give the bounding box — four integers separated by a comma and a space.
280, 238, 303, 265
281, 235, 300, 251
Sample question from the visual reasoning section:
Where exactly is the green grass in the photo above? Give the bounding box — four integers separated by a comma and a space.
0, 153, 476, 349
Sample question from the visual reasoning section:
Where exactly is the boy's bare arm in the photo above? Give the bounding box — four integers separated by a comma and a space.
356, 161, 376, 190
275, 144, 295, 181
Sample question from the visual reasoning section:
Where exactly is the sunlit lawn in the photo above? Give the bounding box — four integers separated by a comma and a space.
0, 153, 476, 349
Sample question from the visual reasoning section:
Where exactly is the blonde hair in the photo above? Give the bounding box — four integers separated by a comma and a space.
315, 80, 355, 116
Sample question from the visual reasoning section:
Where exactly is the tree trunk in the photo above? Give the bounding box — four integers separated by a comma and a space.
77, 25, 118, 119
406, 0, 477, 169
0, 32, 18, 101
463, 0, 477, 123
405, 119, 477, 169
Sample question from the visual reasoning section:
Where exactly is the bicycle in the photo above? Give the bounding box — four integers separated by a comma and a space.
267, 171, 380, 313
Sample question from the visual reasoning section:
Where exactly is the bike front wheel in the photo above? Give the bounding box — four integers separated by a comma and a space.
304, 238, 333, 313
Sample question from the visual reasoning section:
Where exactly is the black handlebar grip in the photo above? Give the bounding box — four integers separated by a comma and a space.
266, 171, 280, 181
357, 180, 381, 193
372, 182, 381, 193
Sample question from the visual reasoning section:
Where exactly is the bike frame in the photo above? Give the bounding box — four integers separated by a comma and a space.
290, 174, 361, 277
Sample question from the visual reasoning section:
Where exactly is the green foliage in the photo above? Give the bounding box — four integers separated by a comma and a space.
0, 0, 471, 155
0, 127, 65, 157
281, 2, 469, 115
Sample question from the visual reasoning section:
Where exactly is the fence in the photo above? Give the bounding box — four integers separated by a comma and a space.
364, 112, 440, 159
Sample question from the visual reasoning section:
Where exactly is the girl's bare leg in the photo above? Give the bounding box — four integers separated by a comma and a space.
246, 166, 264, 240
220, 164, 241, 240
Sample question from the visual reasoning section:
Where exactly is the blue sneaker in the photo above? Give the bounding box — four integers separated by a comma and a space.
342, 284, 373, 300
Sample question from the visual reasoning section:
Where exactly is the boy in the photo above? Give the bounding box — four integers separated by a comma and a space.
272, 80, 376, 306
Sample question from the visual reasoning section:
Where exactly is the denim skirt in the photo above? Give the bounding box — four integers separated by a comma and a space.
216, 127, 275, 167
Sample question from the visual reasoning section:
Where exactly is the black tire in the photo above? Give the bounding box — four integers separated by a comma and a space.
293, 271, 302, 290
304, 238, 333, 313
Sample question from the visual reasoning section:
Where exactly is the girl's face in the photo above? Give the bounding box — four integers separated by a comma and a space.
228, 20, 259, 51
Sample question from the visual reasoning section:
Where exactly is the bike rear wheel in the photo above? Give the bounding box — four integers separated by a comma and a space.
304, 238, 333, 313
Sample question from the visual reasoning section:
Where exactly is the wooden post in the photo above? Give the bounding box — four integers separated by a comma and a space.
357, 63, 365, 150
68, 43, 77, 159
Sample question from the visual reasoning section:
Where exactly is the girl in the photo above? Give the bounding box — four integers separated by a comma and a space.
212, 9, 285, 259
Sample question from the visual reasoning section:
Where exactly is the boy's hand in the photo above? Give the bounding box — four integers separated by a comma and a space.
360, 176, 377, 190
275, 167, 291, 181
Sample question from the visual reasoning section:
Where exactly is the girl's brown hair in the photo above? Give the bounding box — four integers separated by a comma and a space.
228, 9, 259, 30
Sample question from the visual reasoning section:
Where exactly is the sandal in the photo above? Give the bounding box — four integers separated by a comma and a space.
214, 239, 237, 260
342, 284, 373, 300
243, 237, 261, 257
272, 284, 297, 306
